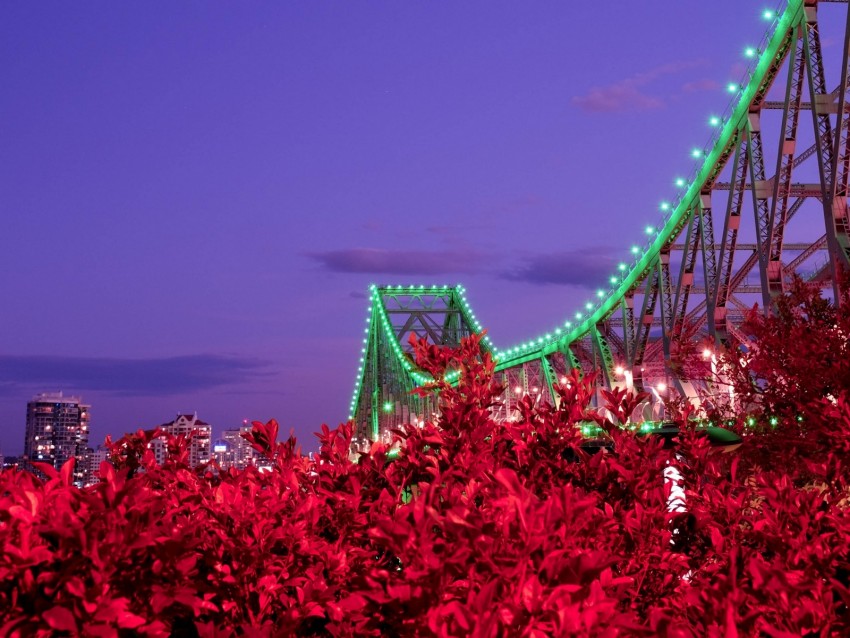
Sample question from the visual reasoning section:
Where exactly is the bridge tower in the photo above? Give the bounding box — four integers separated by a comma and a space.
349, 285, 489, 451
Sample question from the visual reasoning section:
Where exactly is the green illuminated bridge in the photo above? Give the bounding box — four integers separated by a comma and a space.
349, 0, 850, 450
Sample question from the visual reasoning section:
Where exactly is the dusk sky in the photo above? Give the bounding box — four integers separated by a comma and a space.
2, 1, 788, 454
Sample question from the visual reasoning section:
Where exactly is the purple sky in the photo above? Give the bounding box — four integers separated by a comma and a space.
1, 1, 786, 454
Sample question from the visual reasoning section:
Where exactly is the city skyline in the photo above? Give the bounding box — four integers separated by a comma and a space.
7, 392, 267, 486
3, 1, 834, 455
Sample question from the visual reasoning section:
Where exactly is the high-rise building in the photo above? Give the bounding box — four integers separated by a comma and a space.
151, 413, 211, 468
84, 445, 112, 486
213, 423, 261, 470
24, 392, 90, 485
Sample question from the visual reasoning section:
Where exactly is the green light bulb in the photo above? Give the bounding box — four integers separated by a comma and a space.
744, 47, 757, 58
675, 177, 686, 188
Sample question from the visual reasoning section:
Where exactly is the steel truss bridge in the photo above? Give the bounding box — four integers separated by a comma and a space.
348, 0, 850, 449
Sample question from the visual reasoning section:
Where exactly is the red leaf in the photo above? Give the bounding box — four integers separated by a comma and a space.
60, 457, 75, 486
43, 606, 77, 632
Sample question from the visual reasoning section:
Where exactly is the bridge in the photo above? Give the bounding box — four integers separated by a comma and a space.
348, 0, 850, 449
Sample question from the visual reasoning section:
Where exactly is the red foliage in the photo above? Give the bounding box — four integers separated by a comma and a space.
1, 283, 850, 636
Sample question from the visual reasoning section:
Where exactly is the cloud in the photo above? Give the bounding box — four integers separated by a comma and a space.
572, 86, 663, 113
573, 59, 708, 113
0, 354, 272, 397
501, 249, 620, 288
309, 248, 484, 275
681, 78, 720, 93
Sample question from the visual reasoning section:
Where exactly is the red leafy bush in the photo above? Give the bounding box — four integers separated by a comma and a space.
1, 283, 850, 636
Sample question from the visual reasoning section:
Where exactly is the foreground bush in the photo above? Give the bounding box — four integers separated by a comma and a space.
2, 282, 850, 636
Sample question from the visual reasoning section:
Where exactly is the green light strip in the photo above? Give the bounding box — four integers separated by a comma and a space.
491, 0, 801, 372
349, 1, 802, 418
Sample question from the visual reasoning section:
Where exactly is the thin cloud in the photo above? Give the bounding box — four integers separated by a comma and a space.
501, 249, 619, 288
573, 59, 708, 113
572, 85, 663, 113
309, 248, 484, 275
0, 354, 272, 397
681, 78, 720, 93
